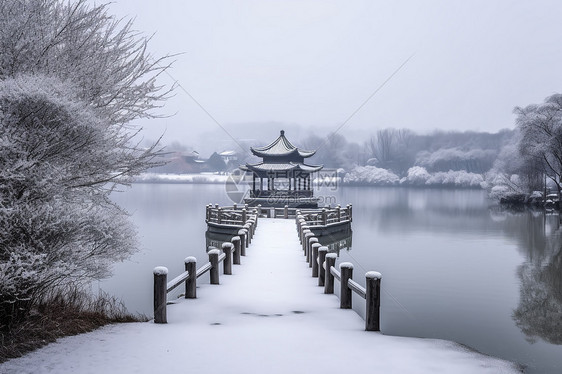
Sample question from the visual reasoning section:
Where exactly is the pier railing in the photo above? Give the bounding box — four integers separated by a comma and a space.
295, 210, 380, 331
205, 203, 258, 226
153, 218, 256, 324
297, 204, 352, 226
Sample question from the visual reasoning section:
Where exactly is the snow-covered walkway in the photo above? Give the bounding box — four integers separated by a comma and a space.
1, 219, 520, 373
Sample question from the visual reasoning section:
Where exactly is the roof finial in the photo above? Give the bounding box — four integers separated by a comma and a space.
280, 129, 285, 136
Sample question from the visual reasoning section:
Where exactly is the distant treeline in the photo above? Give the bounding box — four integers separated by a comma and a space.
157, 128, 514, 178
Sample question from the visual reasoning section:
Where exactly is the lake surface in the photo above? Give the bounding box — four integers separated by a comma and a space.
106, 183, 562, 374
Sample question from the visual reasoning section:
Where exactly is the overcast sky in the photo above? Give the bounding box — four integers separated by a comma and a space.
107, 0, 562, 148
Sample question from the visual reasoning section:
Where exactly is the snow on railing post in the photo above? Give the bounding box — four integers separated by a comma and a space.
340, 262, 354, 309
311, 243, 322, 277
365, 271, 382, 331
304, 232, 314, 258
257, 204, 262, 216
324, 253, 337, 294
318, 247, 328, 286
185, 257, 197, 299
153, 266, 168, 324
322, 208, 327, 226
208, 248, 221, 285
238, 229, 247, 256
233, 203, 237, 210
284, 205, 288, 219
222, 242, 233, 275
231, 236, 241, 265
242, 208, 247, 224
308, 237, 319, 267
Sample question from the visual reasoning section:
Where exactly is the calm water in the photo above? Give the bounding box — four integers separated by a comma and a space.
107, 184, 562, 374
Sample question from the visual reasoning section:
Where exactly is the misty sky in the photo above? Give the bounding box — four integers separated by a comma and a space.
107, 0, 562, 148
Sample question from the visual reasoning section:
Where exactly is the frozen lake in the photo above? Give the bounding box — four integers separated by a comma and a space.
106, 183, 562, 374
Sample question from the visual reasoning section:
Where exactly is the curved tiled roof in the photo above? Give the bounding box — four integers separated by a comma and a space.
250, 130, 316, 158
240, 162, 323, 173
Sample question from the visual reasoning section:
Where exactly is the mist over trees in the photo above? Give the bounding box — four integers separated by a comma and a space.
485, 93, 562, 201
0, 0, 169, 331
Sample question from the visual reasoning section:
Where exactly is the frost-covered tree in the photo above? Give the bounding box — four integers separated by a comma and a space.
0, 0, 170, 329
516, 94, 562, 196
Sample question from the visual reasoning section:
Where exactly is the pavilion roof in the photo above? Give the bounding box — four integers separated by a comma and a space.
240, 161, 323, 174
251, 130, 316, 158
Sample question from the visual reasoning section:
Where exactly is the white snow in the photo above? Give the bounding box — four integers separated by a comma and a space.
339, 262, 354, 269
152, 266, 168, 275
366, 271, 382, 280
0, 219, 521, 374
135, 172, 229, 184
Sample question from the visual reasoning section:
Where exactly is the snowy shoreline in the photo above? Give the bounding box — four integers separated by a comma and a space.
135, 171, 486, 189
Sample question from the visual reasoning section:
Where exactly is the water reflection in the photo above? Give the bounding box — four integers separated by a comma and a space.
206, 227, 353, 255
494, 208, 562, 344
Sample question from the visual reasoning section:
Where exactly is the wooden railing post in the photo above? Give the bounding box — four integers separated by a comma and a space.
340, 262, 354, 309
347, 204, 352, 222
153, 267, 168, 324
336, 205, 341, 221
324, 253, 337, 294
185, 257, 197, 299
308, 237, 318, 267
231, 236, 241, 265
284, 205, 288, 219
322, 208, 327, 226
222, 242, 233, 275
301, 225, 310, 244
242, 208, 247, 224
257, 204, 262, 216
304, 232, 314, 258
311, 242, 321, 277
208, 248, 220, 285
244, 223, 252, 244
238, 229, 247, 256
318, 247, 328, 286
233, 203, 237, 210
217, 207, 223, 224
365, 271, 382, 331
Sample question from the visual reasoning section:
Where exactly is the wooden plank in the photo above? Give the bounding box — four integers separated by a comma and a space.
330, 266, 341, 281
348, 279, 366, 299
166, 270, 190, 293
196, 262, 212, 278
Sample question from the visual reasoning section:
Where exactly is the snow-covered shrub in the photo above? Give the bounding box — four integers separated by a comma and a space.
400, 166, 431, 185
0, 0, 170, 330
343, 166, 399, 185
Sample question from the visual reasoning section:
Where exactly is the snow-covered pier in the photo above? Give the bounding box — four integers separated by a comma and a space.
0, 218, 522, 373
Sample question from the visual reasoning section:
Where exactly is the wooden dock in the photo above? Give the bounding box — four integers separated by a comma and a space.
155, 209, 380, 331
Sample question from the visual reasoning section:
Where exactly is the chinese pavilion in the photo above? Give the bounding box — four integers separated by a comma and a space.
240, 130, 323, 208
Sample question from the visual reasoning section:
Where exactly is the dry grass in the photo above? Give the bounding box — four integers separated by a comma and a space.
0, 288, 146, 363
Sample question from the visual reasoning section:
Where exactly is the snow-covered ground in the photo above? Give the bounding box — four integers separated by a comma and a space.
135, 172, 229, 184
0, 219, 521, 374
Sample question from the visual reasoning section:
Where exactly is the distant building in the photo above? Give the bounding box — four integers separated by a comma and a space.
219, 150, 237, 162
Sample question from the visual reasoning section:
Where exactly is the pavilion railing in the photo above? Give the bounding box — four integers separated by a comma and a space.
206, 204, 258, 226
296, 204, 352, 227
